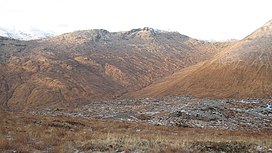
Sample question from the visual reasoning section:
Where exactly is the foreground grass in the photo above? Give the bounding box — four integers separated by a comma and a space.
0, 111, 271, 152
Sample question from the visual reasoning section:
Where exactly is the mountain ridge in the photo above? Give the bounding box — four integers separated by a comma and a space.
0, 27, 225, 110
130, 20, 272, 99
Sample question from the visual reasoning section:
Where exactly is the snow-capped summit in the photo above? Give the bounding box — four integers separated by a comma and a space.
0, 26, 55, 40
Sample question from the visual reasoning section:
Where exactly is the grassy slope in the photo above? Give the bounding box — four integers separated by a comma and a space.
130, 21, 272, 100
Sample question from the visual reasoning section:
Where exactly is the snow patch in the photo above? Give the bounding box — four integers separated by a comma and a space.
0, 26, 55, 40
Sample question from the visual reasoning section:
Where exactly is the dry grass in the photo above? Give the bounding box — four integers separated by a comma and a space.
0, 140, 12, 150
0, 111, 271, 152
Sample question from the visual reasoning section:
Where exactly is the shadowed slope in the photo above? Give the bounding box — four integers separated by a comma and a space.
0, 28, 223, 110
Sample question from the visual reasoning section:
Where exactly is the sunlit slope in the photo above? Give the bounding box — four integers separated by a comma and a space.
131, 20, 272, 99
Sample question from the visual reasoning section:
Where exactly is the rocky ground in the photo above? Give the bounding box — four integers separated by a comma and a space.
31, 96, 272, 131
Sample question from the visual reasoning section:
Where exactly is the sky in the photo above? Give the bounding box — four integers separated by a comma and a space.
0, 0, 271, 40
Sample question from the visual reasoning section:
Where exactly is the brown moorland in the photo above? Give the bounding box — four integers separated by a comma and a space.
0, 111, 271, 152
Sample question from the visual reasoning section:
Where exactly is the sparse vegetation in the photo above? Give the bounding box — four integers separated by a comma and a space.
1, 111, 271, 152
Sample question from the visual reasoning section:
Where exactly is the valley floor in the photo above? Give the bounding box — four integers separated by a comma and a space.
33, 96, 272, 131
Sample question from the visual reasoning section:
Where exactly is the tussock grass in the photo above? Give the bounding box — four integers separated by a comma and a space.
1, 111, 271, 152
0, 139, 12, 150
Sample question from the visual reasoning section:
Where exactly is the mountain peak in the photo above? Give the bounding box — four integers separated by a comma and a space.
122, 27, 159, 40
263, 19, 272, 27
142, 27, 155, 32
54, 29, 112, 43
126, 27, 155, 33
245, 19, 272, 40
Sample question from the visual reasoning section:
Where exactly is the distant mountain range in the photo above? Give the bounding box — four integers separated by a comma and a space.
0, 27, 55, 40
0, 27, 225, 110
1, 19, 272, 111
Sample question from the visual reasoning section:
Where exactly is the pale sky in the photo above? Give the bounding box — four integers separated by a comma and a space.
0, 0, 271, 40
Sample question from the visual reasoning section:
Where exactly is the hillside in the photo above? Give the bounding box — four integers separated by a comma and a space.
131, 20, 272, 99
0, 28, 223, 110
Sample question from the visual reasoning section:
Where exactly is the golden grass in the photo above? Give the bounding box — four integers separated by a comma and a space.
1, 111, 271, 152
0, 139, 11, 150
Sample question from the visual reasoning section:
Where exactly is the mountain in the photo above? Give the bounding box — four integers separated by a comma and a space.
0, 28, 224, 110
0, 27, 55, 40
131, 20, 272, 99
